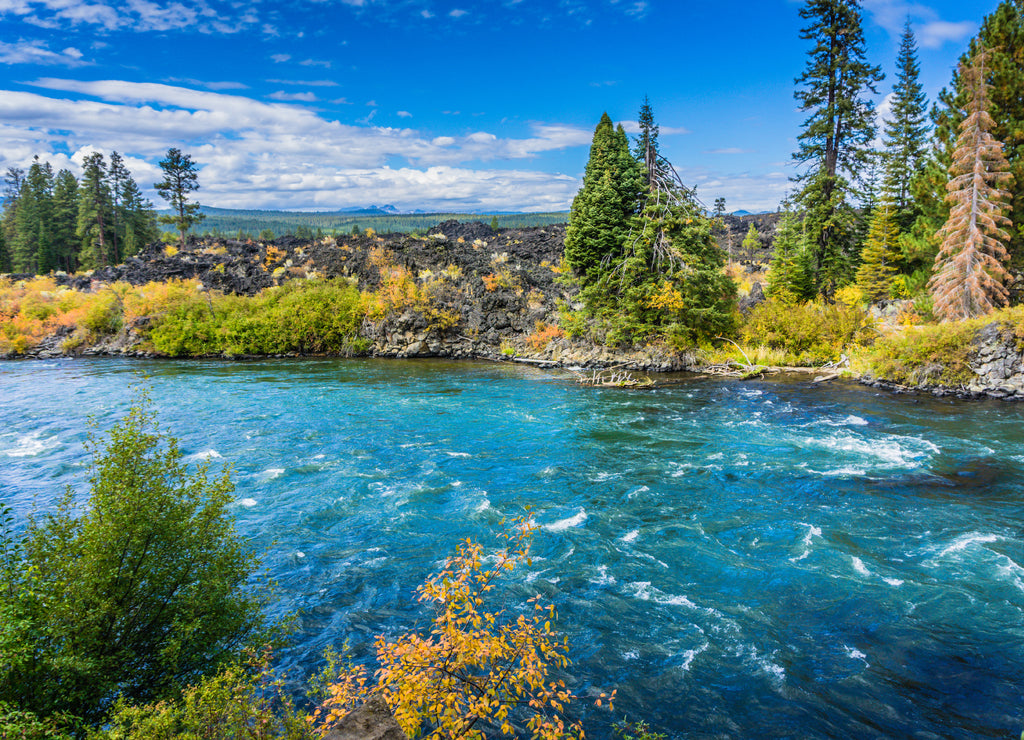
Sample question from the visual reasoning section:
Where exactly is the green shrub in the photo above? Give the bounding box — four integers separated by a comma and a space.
0, 702, 74, 740
149, 279, 365, 357
0, 395, 275, 726
741, 297, 875, 365
81, 291, 123, 337
98, 651, 314, 740
862, 321, 978, 386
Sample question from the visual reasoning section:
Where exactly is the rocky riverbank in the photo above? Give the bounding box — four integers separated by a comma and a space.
860, 317, 1024, 401
2, 221, 698, 372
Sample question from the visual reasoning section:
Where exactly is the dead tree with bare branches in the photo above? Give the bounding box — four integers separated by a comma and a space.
929, 47, 1015, 321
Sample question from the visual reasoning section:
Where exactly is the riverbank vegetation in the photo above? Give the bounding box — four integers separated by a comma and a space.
0, 399, 596, 739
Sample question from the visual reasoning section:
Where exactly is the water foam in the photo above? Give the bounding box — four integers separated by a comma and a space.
845, 645, 868, 662
790, 524, 821, 562
258, 468, 285, 481
851, 556, 871, 576
3, 433, 60, 458
621, 529, 640, 543
187, 449, 222, 462
544, 509, 587, 532
938, 533, 999, 558
237, 498, 258, 507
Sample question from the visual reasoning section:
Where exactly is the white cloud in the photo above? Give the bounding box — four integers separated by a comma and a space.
420, 8, 432, 18
706, 147, 752, 155
271, 53, 291, 63
862, 0, 976, 49
1, 79, 599, 210
396, 110, 412, 118
267, 79, 339, 87
299, 58, 331, 68
0, 39, 87, 65
0, 77, 789, 213
268, 90, 317, 102
618, 121, 690, 136
917, 20, 976, 49
449, 8, 467, 17
0, 0, 249, 32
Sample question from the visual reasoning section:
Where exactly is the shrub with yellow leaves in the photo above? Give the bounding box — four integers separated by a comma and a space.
316, 516, 599, 740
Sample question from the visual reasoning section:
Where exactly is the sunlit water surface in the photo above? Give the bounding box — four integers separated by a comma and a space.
2, 358, 1023, 738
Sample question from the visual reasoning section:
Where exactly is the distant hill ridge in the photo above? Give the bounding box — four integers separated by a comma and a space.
153, 206, 570, 237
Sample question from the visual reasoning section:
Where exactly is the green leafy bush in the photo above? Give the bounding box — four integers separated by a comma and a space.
149, 279, 366, 357
99, 650, 314, 740
0, 395, 275, 726
741, 297, 875, 365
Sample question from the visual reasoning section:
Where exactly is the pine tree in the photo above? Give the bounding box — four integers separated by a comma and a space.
13, 157, 55, 273
107, 151, 129, 264
930, 0, 1024, 265
766, 209, 813, 300
792, 0, 884, 295
52, 169, 79, 272
0, 228, 8, 273
741, 222, 760, 256
119, 177, 158, 258
77, 152, 112, 269
155, 148, 205, 249
855, 197, 900, 301
634, 95, 659, 187
564, 113, 642, 283
1, 168, 24, 264
929, 49, 1015, 321
882, 20, 929, 230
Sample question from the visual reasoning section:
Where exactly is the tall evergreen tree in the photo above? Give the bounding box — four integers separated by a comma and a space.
13, 157, 55, 273
2, 167, 24, 271
52, 169, 80, 272
929, 0, 1024, 266
792, 0, 884, 295
107, 151, 129, 265
564, 113, 642, 283
77, 152, 112, 269
882, 20, 929, 230
929, 49, 1015, 321
155, 148, 205, 249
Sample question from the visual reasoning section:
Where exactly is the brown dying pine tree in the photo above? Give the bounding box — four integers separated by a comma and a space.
929, 47, 1015, 321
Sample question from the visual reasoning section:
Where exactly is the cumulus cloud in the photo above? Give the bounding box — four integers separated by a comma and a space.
0, 79, 589, 211
862, 0, 976, 49
449, 8, 467, 17
396, 110, 412, 118
0, 39, 87, 65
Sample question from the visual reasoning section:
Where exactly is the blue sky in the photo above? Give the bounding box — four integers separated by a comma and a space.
0, 0, 1002, 213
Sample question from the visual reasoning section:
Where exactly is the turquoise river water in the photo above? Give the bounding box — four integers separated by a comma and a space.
2, 358, 1023, 738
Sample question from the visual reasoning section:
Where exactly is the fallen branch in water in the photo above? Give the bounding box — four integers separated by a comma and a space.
574, 367, 654, 388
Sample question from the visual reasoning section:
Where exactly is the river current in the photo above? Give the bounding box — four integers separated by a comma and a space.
2, 358, 1023, 738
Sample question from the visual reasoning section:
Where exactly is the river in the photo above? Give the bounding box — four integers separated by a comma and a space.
2, 358, 1022, 738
